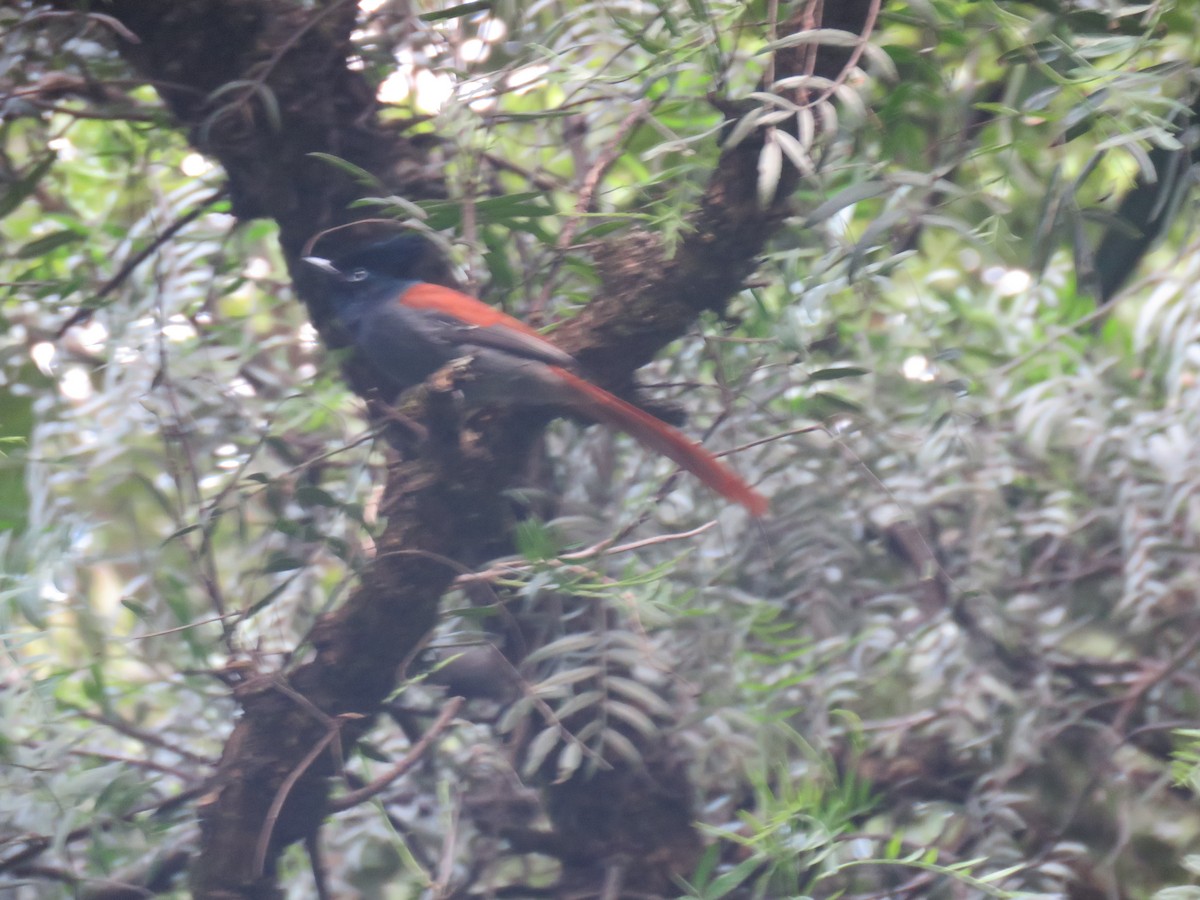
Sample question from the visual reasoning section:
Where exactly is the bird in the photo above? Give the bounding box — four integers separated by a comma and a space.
303, 234, 768, 516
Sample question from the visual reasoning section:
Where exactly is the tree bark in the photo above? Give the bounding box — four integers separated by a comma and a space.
37, 1, 879, 895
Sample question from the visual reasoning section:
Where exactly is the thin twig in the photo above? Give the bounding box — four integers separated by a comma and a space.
1112, 628, 1200, 734
453, 522, 718, 588
15, 9, 141, 44
430, 788, 461, 899
55, 189, 228, 336
329, 696, 464, 811
66, 706, 214, 766
254, 717, 349, 878
67, 749, 193, 781
599, 860, 627, 900
994, 290, 1123, 377
560, 521, 718, 561
126, 611, 240, 640
0, 786, 208, 874
306, 831, 332, 900
24, 100, 160, 121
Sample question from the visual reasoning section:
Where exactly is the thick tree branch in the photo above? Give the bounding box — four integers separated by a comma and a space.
558, 0, 878, 383
32, 0, 878, 896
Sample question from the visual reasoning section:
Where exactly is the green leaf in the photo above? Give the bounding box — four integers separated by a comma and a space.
308, 152, 386, 190
0, 372, 41, 533
17, 229, 85, 258
806, 366, 869, 381
0, 154, 56, 219
757, 137, 783, 208
803, 180, 890, 226
419, 0, 491, 21
162, 524, 202, 545
703, 856, 765, 899
807, 391, 864, 415
294, 485, 338, 508
243, 573, 301, 618
760, 28, 863, 53
262, 552, 305, 573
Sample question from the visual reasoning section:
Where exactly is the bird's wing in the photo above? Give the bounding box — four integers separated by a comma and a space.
400, 283, 577, 368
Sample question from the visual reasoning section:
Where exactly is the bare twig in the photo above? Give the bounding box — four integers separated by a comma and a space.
0, 789, 207, 875
65, 706, 214, 767
67, 749, 193, 781
254, 718, 349, 878
306, 832, 332, 900
1112, 628, 1200, 734
329, 696, 464, 811
14, 9, 141, 44
55, 189, 227, 336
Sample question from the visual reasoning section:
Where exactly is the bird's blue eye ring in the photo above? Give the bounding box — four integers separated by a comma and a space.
348, 268, 369, 282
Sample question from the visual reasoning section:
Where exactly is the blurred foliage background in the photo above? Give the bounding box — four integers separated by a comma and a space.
2, 0, 1200, 897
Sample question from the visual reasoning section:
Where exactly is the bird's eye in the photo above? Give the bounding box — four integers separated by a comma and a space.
348, 268, 369, 282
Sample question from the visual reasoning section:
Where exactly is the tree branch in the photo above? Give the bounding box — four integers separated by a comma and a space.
29, 1, 879, 896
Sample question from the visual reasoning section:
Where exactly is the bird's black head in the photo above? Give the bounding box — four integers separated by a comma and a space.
303, 234, 437, 287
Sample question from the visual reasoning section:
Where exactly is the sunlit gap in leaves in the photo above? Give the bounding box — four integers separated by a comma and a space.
981, 266, 1032, 297
901, 355, 937, 383
180, 151, 214, 177
355, 0, 540, 114
31, 332, 105, 402
46, 135, 77, 160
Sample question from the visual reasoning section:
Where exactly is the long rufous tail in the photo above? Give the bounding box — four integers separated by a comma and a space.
551, 367, 768, 516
